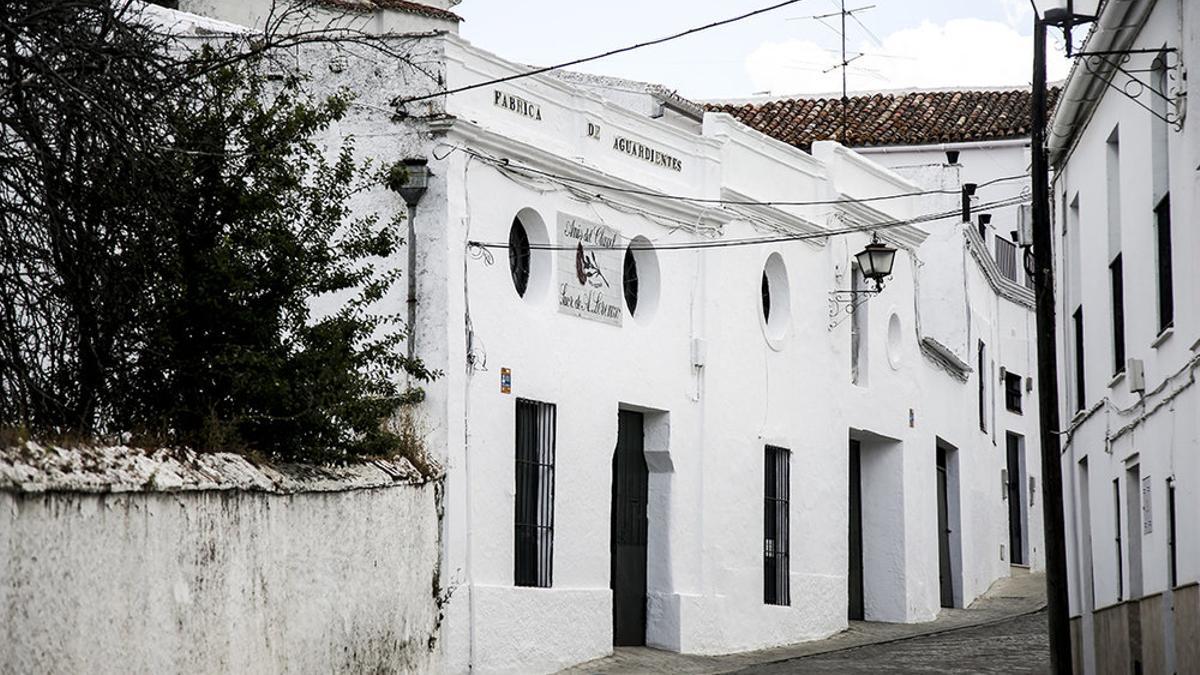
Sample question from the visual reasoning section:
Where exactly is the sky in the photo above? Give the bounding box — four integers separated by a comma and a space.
455, 0, 1075, 101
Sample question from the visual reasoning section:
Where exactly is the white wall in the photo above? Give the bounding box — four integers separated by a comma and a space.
1052, 0, 1199, 671
135, 7, 1053, 671
421, 37, 1048, 673
0, 450, 444, 674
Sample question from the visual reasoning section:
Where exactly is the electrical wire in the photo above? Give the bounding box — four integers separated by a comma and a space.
468, 195, 1029, 252
394, 0, 809, 105
451, 145, 1026, 207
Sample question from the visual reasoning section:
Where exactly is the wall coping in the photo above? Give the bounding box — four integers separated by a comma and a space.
0, 442, 439, 495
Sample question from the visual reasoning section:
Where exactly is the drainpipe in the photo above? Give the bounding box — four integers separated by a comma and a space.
397, 159, 430, 364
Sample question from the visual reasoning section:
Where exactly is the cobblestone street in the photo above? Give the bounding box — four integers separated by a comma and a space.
737, 610, 1049, 674
565, 573, 1048, 674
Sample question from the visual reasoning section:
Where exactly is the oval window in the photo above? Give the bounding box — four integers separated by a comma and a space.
508, 217, 531, 297
761, 271, 771, 323
624, 247, 639, 315
760, 252, 791, 348
624, 237, 660, 322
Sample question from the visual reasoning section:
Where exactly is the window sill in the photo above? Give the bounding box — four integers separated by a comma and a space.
1108, 371, 1126, 389
1152, 326, 1174, 349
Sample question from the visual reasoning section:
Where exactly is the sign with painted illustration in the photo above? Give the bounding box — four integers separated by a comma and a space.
557, 213, 623, 326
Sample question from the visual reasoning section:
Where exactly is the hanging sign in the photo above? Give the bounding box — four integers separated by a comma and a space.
500, 367, 512, 394
557, 213, 623, 326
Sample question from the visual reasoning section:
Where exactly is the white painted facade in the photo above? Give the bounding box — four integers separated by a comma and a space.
145, 4, 1047, 672
1049, 0, 1200, 672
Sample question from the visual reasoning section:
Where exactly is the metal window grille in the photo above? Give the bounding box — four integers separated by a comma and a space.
509, 218, 531, 297
515, 399, 556, 588
1073, 307, 1086, 412
1155, 195, 1173, 333
978, 342, 988, 432
1113, 479, 1123, 601
1005, 372, 1022, 414
1110, 255, 1126, 375
1168, 482, 1178, 588
764, 445, 791, 606
994, 236, 1018, 283
623, 247, 639, 315
761, 271, 771, 323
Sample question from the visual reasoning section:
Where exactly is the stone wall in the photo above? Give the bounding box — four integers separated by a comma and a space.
0, 445, 444, 674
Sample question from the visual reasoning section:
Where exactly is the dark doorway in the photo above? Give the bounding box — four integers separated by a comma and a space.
848, 439, 865, 620
611, 410, 648, 646
936, 447, 954, 608
1006, 433, 1025, 565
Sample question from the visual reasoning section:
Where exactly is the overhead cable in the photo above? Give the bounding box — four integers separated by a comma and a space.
394, 0, 809, 105
453, 145, 1026, 208
468, 196, 1030, 252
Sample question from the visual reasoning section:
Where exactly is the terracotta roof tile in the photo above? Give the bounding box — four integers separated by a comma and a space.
707, 88, 1060, 151
317, 0, 461, 22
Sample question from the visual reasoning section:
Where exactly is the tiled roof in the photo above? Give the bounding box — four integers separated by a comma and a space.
706, 88, 1061, 150
318, 0, 462, 22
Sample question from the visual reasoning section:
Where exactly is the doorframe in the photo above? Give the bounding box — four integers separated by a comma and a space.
935, 438, 963, 609
612, 404, 673, 649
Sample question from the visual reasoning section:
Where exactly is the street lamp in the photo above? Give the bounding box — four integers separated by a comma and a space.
854, 238, 897, 291
828, 236, 897, 328
1028, 2, 1096, 673
395, 158, 432, 364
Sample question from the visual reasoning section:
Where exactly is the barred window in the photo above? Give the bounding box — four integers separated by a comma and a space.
515, 399, 556, 587
764, 445, 791, 606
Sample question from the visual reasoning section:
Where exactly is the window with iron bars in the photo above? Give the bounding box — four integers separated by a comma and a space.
514, 399, 556, 588
764, 445, 791, 606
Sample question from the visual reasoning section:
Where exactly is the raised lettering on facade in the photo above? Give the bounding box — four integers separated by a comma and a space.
493, 90, 542, 121
612, 136, 683, 172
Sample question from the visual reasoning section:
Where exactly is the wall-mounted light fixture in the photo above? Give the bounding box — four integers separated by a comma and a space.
829, 235, 898, 328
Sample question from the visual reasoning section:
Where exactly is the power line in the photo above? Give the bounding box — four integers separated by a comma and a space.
394, 0, 809, 106
467, 195, 1029, 252
450, 145, 1026, 208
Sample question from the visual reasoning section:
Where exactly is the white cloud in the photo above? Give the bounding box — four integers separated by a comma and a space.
745, 18, 1071, 97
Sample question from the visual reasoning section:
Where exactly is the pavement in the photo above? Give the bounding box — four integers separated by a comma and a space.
561, 570, 1048, 674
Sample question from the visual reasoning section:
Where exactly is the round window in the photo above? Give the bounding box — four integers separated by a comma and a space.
761, 271, 771, 322
760, 252, 791, 348
623, 237, 660, 322
624, 247, 639, 315
508, 217, 531, 297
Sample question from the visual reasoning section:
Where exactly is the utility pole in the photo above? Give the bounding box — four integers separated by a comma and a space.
1030, 15, 1073, 675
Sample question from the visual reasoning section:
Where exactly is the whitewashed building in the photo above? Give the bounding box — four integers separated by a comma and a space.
1048, 0, 1199, 672
161, 2, 1047, 672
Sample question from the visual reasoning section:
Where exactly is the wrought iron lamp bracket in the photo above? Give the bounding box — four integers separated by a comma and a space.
828, 287, 880, 330
1076, 47, 1184, 130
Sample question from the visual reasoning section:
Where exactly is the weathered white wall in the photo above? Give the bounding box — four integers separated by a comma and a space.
0, 448, 444, 674
423, 36, 1048, 673
1052, 0, 1199, 672
129, 6, 1054, 672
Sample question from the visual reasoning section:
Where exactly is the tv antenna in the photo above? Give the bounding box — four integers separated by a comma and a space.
789, 2, 877, 143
